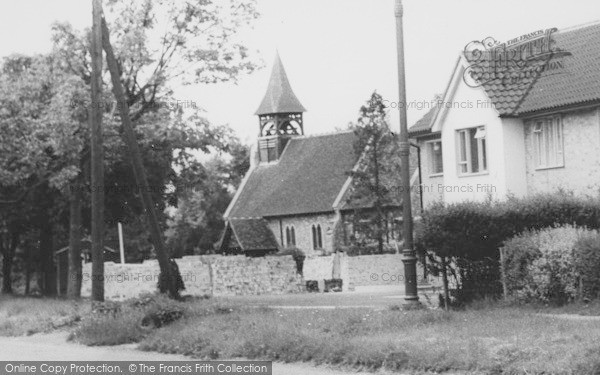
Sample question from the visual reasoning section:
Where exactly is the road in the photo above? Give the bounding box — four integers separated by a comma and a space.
0, 332, 391, 375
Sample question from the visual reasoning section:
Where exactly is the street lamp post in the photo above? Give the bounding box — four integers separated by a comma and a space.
395, 0, 419, 304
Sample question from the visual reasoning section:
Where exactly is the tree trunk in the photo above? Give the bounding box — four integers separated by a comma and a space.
441, 256, 450, 311
101, 17, 177, 298
90, 0, 105, 302
67, 183, 83, 299
39, 214, 55, 296
2, 250, 14, 294
372, 140, 384, 254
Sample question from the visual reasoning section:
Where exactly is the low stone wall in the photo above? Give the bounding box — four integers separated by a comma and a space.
346, 254, 405, 286
302, 253, 425, 289
81, 255, 301, 300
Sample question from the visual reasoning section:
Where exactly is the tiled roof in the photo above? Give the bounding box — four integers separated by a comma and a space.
470, 22, 600, 116
227, 132, 357, 218
255, 52, 306, 115
229, 218, 279, 251
408, 103, 440, 136
515, 22, 600, 114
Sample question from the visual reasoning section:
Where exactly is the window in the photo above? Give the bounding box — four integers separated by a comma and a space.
457, 126, 487, 174
286, 226, 296, 247
259, 138, 278, 163
427, 141, 443, 175
291, 227, 296, 246
312, 224, 323, 249
533, 116, 563, 168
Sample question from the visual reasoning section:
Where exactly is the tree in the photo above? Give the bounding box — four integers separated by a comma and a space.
165, 137, 249, 256
50, 0, 260, 297
346, 92, 402, 253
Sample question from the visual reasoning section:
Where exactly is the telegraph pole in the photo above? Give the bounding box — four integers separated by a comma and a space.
395, 0, 419, 304
90, 0, 104, 302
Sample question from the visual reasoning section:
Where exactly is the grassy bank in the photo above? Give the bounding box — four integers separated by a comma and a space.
3, 294, 600, 373
0, 295, 85, 336
135, 306, 600, 374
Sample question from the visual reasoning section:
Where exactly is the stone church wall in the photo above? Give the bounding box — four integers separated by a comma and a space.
266, 214, 337, 256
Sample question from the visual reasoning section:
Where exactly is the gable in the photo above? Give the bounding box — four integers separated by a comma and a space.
226, 132, 358, 218
223, 218, 279, 252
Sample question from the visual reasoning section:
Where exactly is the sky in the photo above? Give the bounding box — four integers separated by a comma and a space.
1, 0, 599, 144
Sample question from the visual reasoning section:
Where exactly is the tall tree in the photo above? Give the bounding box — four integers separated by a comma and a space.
346, 92, 401, 253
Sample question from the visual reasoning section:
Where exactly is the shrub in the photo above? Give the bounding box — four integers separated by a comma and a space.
502, 225, 600, 303
418, 192, 600, 303
71, 307, 145, 346
573, 232, 600, 299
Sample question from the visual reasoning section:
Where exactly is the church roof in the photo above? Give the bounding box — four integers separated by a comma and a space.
228, 218, 279, 252
255, 53, 307, 115
227, 132, 357, 218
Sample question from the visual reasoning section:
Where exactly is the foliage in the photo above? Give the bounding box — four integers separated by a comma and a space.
165, 139, 249, 256
502, 225, 600, 303
418, 192, 600, 302
1, 0, 260, 296
346, 92, 402, 253
573, 233, 600, 299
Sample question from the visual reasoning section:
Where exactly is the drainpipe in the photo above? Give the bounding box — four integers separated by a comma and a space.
410, 142, 423, 213
410, 141, 427, 280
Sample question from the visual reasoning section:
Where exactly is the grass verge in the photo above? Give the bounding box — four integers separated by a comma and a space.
0, 295, 84, 336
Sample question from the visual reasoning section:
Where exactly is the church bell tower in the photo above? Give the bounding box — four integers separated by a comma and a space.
255, 52, 306, 163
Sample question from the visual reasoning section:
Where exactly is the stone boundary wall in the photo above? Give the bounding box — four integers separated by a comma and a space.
81, 255, 301, 300
81, 253, 426, 300
302, 253, 426, 289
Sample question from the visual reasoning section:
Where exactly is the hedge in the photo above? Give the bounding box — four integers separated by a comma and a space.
416, 192, 600, 302
501, 225, 600, 303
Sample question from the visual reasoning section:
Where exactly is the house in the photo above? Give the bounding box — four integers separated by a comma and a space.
219, 54, 406, 256
410, 21, 600, 207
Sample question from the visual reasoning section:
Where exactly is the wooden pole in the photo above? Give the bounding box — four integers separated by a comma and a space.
118, 222, 125, 264
90, 0, 104, 302
100, 17, 177, 298
395, 0, 419, 304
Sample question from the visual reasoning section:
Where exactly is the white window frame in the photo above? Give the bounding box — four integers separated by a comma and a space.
426, 140, 444, 176
456, 126, 488, 175
532, 116, 564, 169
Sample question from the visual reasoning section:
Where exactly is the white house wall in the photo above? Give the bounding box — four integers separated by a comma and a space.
437, 77, 512, 203
524, 107, 600, 195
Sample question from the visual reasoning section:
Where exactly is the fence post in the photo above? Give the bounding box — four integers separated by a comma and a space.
499, 248, 508, 300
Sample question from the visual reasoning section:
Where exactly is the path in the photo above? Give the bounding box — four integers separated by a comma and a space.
0, 332, 397, 375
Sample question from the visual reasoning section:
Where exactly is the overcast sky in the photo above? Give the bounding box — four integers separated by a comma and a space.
1, 0, 598, 144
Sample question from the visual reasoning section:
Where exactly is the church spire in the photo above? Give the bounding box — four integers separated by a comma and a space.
255, 52, 306, 115
255, 52, 306, 163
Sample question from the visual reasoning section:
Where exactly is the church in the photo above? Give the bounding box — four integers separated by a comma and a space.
219, 53, 408, 257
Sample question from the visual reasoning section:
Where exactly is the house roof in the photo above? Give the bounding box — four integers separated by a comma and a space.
475, 22, 600, 116
407, 103, 441, 137
515, 22, 600, 114
409, 21, 600, 130
229, 218, 279, 251
255, 52, 307, 115
227, 132, 358, 218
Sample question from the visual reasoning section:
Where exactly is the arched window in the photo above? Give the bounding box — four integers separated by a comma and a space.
290, 226, 296, 246
312, 224, 323, 249
285, 227, 291, 247
317, 224, 323, 249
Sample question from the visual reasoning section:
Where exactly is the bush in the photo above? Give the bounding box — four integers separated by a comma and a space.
418, 192, 600, 303
502, 225, 600, 303
71, 307, 145, 346
573, 232, 600, 299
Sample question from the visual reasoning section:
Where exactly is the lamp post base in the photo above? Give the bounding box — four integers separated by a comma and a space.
402, 248, 420, 304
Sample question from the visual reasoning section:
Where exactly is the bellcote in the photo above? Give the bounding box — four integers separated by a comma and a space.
255, 52, 306, 163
